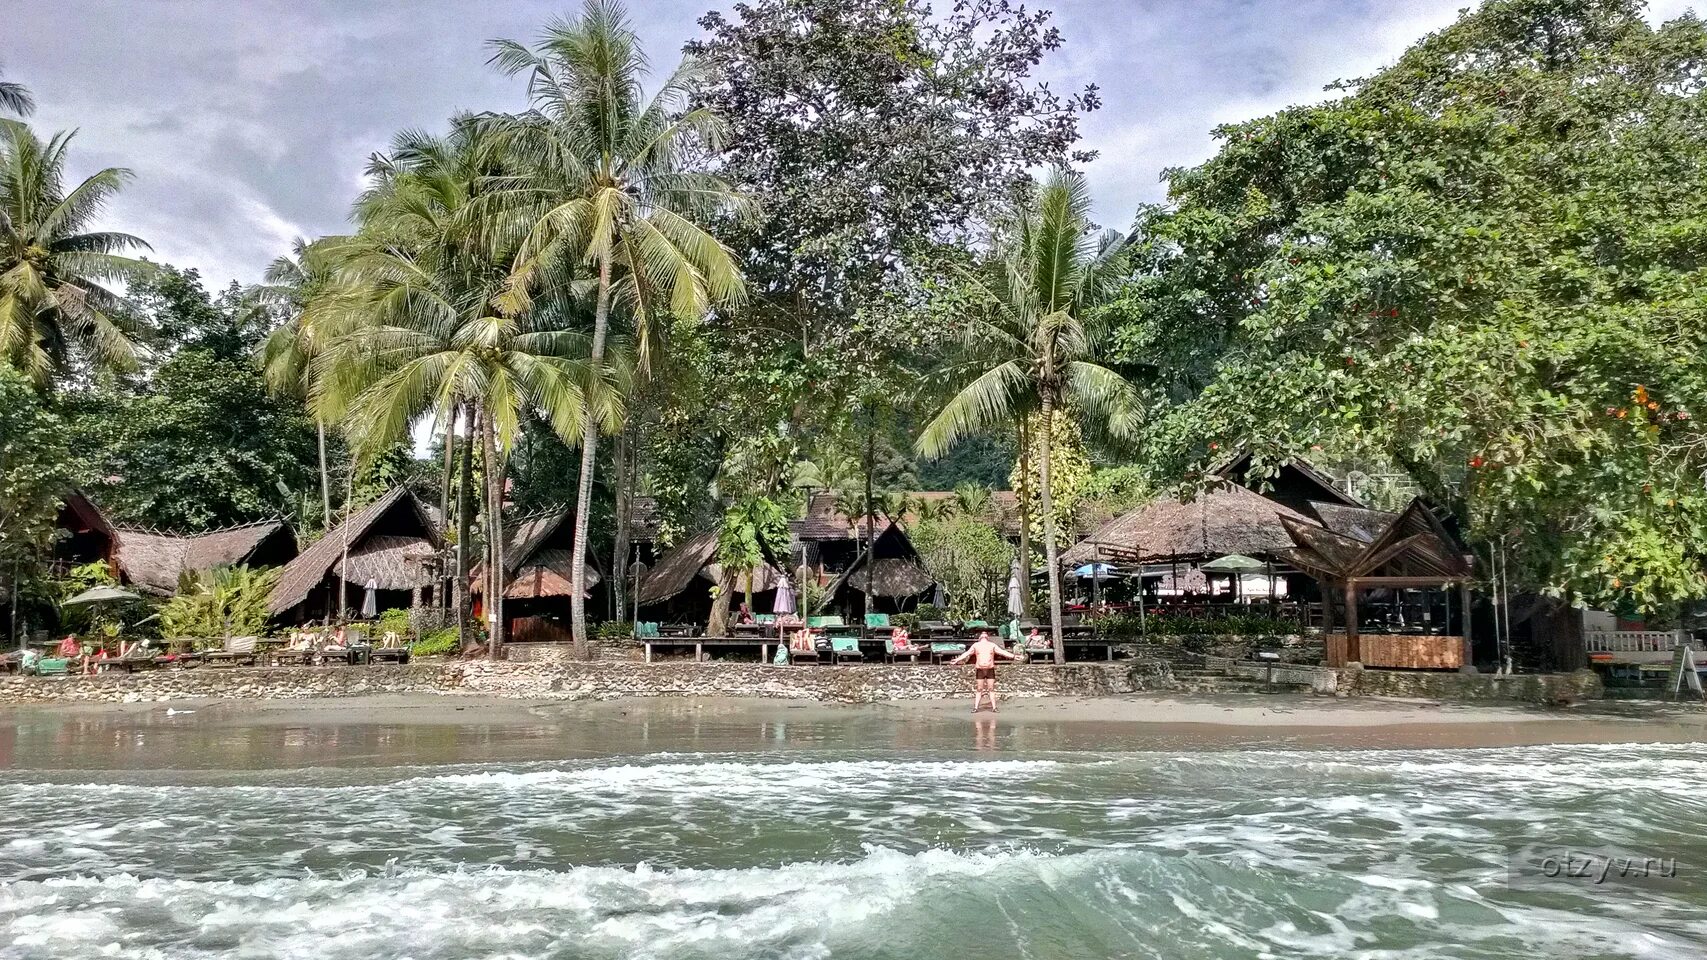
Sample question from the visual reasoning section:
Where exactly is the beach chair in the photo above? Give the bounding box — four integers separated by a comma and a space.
959, 619, 991, 640
371, 631, 411, 665
204, 636, 259, 667
634, 621, 660, 640
930, 642, 967, 664
885, 635, 923, 664
863, 612, 895, 639
33, 657, 71, 677
830, 636, 865, 664
106, 643, 160, 673
783, 628, 820, 665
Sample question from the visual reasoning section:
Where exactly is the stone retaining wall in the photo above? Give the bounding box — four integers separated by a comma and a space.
1204, 656, 1339, 694
0, 661, 1145, 705
1334, 666, 1605, 703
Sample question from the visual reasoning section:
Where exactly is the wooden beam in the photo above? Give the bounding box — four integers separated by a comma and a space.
1344, 577, 1360, 663
1460, 582, 1474, 667
1352, 576, 1471, 588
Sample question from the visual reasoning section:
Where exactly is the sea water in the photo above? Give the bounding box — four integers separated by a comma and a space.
0, 715, 1703, 958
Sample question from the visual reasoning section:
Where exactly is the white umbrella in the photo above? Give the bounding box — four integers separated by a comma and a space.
1006, 564, 1024, 618
773, 574, 796, 615
361, 579, 378, 618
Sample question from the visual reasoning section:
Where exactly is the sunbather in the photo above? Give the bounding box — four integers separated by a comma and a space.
949, 631, 1020, 713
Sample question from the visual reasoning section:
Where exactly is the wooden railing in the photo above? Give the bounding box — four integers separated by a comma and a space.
1584, 630, 1698, 664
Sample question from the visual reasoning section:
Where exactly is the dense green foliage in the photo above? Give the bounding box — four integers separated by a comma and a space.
158, 565, 280, 644
910, 511, 1013, 622
1111, 0, 1707, 612
0, 362, 67, 576
61, 267, 321, 531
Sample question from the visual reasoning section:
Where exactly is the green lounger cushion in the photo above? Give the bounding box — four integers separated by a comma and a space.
864, 613, 890, 628
930, 642, 965, 654
755, 614, 776, 624
830, 637, 861, 654
808, 615, 845, 628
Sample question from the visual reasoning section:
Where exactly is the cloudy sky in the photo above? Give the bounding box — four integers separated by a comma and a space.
9, 0, 1699, 290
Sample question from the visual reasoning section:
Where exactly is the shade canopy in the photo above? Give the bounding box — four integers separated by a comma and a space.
62, 585, 142, 606
1200, 554, 1267, 572
773, 575, 796, 615
1071, 562, 1120, 578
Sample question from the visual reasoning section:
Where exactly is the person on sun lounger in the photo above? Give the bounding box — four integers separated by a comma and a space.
950, 631, 1020, 713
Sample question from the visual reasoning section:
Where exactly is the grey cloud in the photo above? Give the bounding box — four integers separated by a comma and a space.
10, 0, 1700, 286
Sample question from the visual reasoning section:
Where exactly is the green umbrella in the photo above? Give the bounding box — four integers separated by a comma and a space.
62, 585, 143, 606
1200, 554, 1266, 572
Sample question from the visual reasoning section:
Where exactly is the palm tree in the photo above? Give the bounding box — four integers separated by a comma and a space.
916, 167, 1139, 662
488, 0, 747, 652
0, 64, 33, 116
252, 237, 348, 533
0, 120, 150, 385
313, 122, 607, 659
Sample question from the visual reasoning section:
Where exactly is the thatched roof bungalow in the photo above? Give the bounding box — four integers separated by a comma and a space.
112, 520, 298, 597
636, 531, 785, 622
268, 487, 442, 622
51, 490, 118, 575
821, 521, 935, 614
472, 509, 601, 601
1061, 483, 1314, 568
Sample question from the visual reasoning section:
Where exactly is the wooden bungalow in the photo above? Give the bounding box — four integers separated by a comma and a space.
1280, 497, 1475, 670
51, 490, 119, 576
113, 520, 298, 597
471, 509, 600, 643
820, 521, 935, 616
1060, 482, 1317, 600
635, 531, 785, 625
267, 487, 443, 623
1213, 452, 1361, 524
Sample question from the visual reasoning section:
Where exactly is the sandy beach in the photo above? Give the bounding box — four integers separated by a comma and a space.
4, 692, 1703, 771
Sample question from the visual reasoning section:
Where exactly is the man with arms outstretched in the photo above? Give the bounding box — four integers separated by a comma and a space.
950, 631, 1020, 713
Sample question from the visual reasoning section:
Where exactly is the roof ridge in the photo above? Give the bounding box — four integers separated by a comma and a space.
113, 516, 286, 537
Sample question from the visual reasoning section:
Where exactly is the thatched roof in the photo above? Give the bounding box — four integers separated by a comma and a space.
836, 558, 934, 598
795, 490, 1106, 542
502, 548, 602, 599
636, 531, 781, 606
1061, 483, 1313, 567
335, 535, 438, 591
1213, 453, 1360, 515
114, 520, 296, 596
268, 487, 442, 615
1310, 502, 1397, 544
59, 490, 114, 540
470, 510, 600, 599
1282, 498, 1471, 582
637, 532, 719, 605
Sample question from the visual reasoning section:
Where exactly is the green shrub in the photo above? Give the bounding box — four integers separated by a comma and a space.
1088, 610, 1304, 639
915, 603, 948, 622
377, 607, 412, 639
412, 627, 459, 656
892, 613, 920, 631
596, 620, 635, 641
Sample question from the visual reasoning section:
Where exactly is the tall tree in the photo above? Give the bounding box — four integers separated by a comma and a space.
1112, 0, 1707, 612
917, 167, 1139, 660
60, 266, 320, 530
489, 0, 746, 653
0, 120, 150, 385
314, 122, 599, 657
252, 237, 347, 533
0, 64, 33, 116
0, 361, 67, 645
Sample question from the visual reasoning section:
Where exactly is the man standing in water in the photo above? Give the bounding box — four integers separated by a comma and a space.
950, 631, 1020, 712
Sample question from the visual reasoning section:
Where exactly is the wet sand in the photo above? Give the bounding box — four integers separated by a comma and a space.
2, 693, 1702, 772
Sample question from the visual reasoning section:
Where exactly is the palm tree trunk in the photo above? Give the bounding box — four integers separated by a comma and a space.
482, 405, 506, 660
454, 402, 474, 648
1015, 416, 1032, 618
1037, 399, 1065, 663
569, 254, 613, 658
610, 429, 632, 622
438, 409, 456, 610
707, 567, 735, 639
317, 420, 332, 533
864, 415, 876, 619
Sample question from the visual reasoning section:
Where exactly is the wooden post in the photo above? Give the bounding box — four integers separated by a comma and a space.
1344, 578, 1360, 664
1459, 581, 1474, 668
644, 642, 653, 664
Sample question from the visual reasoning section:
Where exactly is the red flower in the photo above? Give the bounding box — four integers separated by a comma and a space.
1469, 456, 1484, 468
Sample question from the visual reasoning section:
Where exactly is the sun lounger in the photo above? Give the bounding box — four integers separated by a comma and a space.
1024, 642, 1057, 663
930, 642, 966, 664
784, 634, 820, 664
885, 637, 923, 664
863, 612, 895, 639
830, 636, 864, 664
102, 644, 160, 673
33, 657, 71, 676
370, 644, 410, 664
204, 636, 259, 667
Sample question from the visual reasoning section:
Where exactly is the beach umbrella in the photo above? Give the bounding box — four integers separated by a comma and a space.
1006, 565, 1024, 618
61, 585, 142, 606
773, 574, 796, 615
1200, 554, 1265, 572
361, 579, 378, 618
